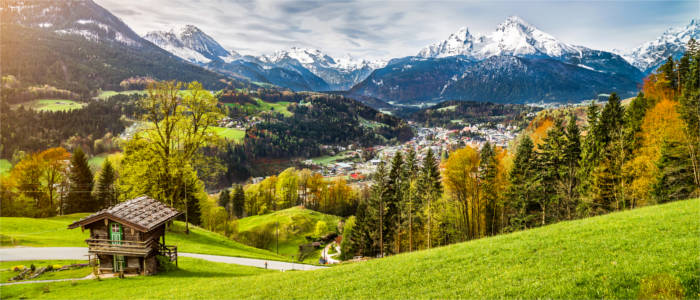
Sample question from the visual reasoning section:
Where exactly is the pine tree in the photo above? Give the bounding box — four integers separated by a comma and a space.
561, 112, 581, 219
402, 147, 420, 251
232, 185, 245, 218
94, 159, 116, 209
367, 161, 389, 257
507, 136, 538, 230
218, 188, 231, 215
591, 93, 626, 212
64, 148, 95, 213
420, 148, 442, 248
651, 140, 697, 202
660, 56, 677, 90
386, 153, 403, 253
577, 101, 601, 209
537, 118, 566, 225
479, 142, 499, 235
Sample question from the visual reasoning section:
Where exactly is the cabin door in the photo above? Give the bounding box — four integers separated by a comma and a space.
110, 222, 125, 272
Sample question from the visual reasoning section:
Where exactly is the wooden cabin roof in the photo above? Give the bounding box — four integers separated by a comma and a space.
68, 196, 181, 232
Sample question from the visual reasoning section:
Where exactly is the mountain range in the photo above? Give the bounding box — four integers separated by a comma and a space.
2, 0, 697, 105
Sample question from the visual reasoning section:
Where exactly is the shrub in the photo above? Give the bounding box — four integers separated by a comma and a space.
638, 273, 684, 300
30, 264, 36, 272
53, 264, 63, 270
314, 221, 328, 237
156, 255, 177, 272
12, 265, 25, 271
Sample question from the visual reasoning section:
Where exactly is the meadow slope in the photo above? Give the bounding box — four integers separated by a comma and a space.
0, 214, 286, 261
1, 199, 697, 299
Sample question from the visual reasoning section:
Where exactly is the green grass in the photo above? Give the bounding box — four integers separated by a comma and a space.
87, 154, 107, 170
0, 214, 286, 261
0, 260, 90, 283
225, 98, 292, 117
13, 99, 86, 112
210, 127, 245, 142
0, 159, 11, 175
2, 199, 697, 299
96, 90, 146, 100
0, 257, 272, 299
310, 151, 351, 165
237, 207, 341, 262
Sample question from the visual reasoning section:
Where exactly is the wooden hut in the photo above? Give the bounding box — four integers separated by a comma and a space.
68, 196, 181, 275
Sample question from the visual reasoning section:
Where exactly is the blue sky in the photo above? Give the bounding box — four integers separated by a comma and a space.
96, 0, 699, 59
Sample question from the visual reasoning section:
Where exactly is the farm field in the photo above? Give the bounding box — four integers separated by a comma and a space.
0, 214, 287, 261
210, 127, 245, 142
13, 99, 86, 112
310, 151, 352, 165
236, 207, 341, 263
2, 199, 694, 299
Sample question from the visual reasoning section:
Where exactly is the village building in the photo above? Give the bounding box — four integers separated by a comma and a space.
68, 196, 181, 275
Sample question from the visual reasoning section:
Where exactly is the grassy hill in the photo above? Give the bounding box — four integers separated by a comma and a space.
0, 214, 286, 261
1, 199, 697, 299
236, 207, 341, 263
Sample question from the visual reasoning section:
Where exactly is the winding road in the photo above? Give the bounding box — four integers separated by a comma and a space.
0, 247, 325, 271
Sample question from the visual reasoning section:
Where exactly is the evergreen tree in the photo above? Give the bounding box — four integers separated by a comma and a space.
232, 184, 245, 218
386, 153, 403, 253
94, 159, 116, 209
561, 112, 581, 219
479, 142, 499, 235
367, 161, 389, 256
591, 93, 626, 212
651, 140, 697, 203
420, 148, 442, 248
402, 147, 420, 251
507, 136, 538, 230
660, 56, 677, 90
218, 188, 231, 215
537, 118, 566, 224
577, 101, 600, 208
64, 148, 95, 213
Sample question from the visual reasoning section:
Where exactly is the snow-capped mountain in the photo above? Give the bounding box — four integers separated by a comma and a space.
351, 16, 644, 104
619, 19, 699, 74
143, 25, 239, 64
260, 47, 387, 90
418, 16, 583, 60
1, 0, 143, 47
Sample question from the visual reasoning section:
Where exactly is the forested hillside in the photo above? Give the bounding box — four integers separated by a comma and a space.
410, 100, 540, 129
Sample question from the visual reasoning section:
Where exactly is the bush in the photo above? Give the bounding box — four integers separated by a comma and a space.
53, 264, 62, 270
638, 273, 684, 300
314, 221, 328, 237
156, 255, 177, 272
242, 224, 276, 249
12, 265, 25, 271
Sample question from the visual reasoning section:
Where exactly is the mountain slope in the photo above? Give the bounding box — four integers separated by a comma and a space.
4, 199, 697, 298
143, 25, 239, 64
1, 0, 240, 93
620, 19, 699, 74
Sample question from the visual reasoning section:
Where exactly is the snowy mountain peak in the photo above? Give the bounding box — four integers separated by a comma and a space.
418, 16, 582, 59
620, 19, 699, 73
144, 24, 239, 64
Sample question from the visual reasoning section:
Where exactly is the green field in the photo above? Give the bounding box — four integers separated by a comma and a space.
237, 207, 341, 263
225, 98, 292, 117
1, 199, 696, 299
0, 214, 286, 261
310, 151, 351, 165
210, 127, 245, 142
96, 90, 146, 100
13, 99, 86, 112
0, 159, 11, 175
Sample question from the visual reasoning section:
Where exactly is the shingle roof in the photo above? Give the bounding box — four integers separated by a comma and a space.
68, 196, 182, 232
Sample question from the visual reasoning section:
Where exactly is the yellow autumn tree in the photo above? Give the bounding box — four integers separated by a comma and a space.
625, 99, 686, 206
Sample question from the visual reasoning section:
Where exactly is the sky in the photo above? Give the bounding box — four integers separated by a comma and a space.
96, 0, 699, 60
